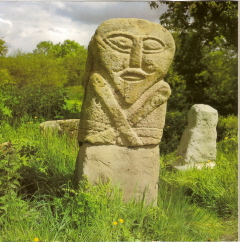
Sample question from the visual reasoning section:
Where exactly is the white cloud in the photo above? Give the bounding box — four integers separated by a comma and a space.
0, 18, 13, 27
0, 1, 166, 55
53, 2, 163, 25
0, 17, 13, 38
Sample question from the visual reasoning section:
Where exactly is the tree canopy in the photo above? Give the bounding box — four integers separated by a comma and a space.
0, 39, 87, 121
150, 1, 238, 48
34, 39, 87, 58
150, 1, 238, 115
33, 40, 87, 86
0, 38, 8, 57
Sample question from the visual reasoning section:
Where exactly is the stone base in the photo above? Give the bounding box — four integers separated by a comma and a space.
74, 143, 160, 205
173, 161, 216, 171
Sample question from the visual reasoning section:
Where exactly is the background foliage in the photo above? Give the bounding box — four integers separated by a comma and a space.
0, 39, 86, 123
0, 2, 238, 240
150, 1, 237, 115
149, 1, 238, 153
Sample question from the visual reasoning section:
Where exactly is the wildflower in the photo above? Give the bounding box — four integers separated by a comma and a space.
113, 221, 118, 225
28, 122, 32, 124
118, 218, 124, 223
34, 238, 40, 242
224, 137, 228, 140
34, 116, 38, 119
207, 160, 211, 162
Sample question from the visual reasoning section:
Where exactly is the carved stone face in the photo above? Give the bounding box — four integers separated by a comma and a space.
89, 18, 175, 104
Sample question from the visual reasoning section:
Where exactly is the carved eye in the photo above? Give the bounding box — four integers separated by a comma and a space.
105, 34, 133, 53
143, 38, 165, 53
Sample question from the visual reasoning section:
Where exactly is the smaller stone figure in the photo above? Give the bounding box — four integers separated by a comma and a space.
174, 104, 218, 169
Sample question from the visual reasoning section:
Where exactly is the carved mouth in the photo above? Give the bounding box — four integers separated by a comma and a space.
120, 70, 147, 82
121, 73, 145, 82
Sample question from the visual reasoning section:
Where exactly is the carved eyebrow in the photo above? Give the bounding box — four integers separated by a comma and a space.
142, 36, 169, 54
103, 33, 134, 53
104, 31, 134, 40
142, 36, 166, 47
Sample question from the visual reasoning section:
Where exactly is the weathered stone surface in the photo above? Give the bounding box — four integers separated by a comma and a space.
40, 119, 80, 138
78, 18, 175, 147
75, 144, 160, 205
75, 18, 175, 204
174, 104, 218, 168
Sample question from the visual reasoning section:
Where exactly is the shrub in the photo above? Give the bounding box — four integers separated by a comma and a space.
217, 114, 238, 141
0, 122, 77, 198
65, 85, 84, 100
4, 85, 67, 123
160, 110, 188, 154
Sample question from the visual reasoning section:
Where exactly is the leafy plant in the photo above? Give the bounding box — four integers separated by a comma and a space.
0, 143, 21, 198
217, 114, 238, 141
0, 38, 8, 57
160, 110, 188, 154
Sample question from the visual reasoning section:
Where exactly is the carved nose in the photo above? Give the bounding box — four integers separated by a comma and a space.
129, 40, 142, 68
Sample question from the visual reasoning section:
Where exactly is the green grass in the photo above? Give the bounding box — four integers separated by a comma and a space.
64, 99, 82, 112
160, 141, 238, 217
0, 121, 238, 241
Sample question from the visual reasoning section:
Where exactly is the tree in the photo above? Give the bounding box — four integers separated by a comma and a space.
0, 38, 8, 57
33, 40, 87, 86
149, 1, 238, 115
150, 1, 238, 48
33, 39, 87, 58
62, 47, 87, 86
0, 39, 88, 121
59, 40, 85, 57
1, 51, 68, 88
0, 50, 69, 121
197, 36, 238, 115
33, 41, 54, 55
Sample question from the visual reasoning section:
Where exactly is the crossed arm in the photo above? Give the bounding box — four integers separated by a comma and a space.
89, 73, 171, 146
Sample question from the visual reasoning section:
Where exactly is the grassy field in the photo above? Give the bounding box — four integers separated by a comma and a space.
0, 121, 238, 242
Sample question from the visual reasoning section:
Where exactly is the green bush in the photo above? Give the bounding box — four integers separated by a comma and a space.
217, 114, 238, 141
0, 85, 68, 124
0, 122, 77, 198
0, 143, 22, 198
65, 85, 84, 100
0, 84, 84, 123
160, 110, 188, 154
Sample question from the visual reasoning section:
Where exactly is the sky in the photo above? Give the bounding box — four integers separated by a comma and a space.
0, 1, 167, 55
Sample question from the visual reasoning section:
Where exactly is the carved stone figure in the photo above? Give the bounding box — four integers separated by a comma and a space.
75, 18, 175, 204
174, 104, 218, 170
